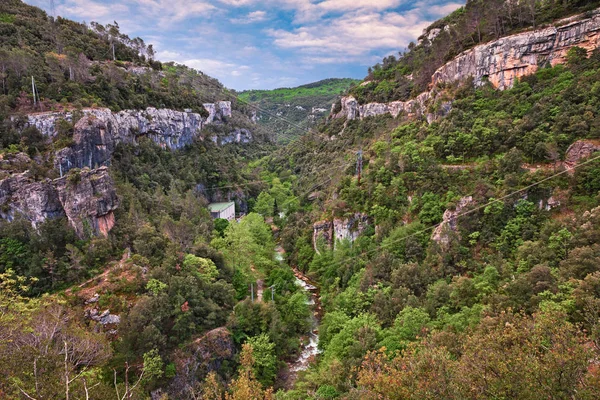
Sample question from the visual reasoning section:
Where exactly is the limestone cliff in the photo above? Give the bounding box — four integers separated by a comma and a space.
25, 103, 250, 174
0, 165, 118, 237
431, 196, 474, 247
330, 92, 451, 123
331, 9, 600, 123
433, 11, 600, 90
313, 214, 369, 252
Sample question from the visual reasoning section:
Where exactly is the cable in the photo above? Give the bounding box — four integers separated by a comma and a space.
316, 153, 600, 271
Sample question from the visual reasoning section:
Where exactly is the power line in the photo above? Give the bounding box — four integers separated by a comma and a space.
317, 153, 600, 271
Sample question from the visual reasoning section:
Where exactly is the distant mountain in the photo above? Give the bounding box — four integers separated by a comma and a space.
239, 78, 360, 143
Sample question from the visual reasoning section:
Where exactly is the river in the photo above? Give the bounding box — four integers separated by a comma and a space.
275, 247, 323, 388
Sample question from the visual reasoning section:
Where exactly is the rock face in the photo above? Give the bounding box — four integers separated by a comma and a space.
433, 11, 600, 90
331, 9, 600, 124
165, 327, 235, 400
432, 196, 473, 247
55, 167, 119, 237
25, 103, 245, 174
313, 214, 369, 252
212, 128, 253, 146
0, 166, 118, 237
564, 140, 600, 168
0, 172, 64, 228
333, 213, 370, 248
330, 92, 446, 122
313, 220, 333, 253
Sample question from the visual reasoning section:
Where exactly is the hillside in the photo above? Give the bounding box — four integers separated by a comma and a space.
3, 0, 600, 399
239, 78, 359, 143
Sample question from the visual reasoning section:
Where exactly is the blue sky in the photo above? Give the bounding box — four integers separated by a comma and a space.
24, 0, 464, 91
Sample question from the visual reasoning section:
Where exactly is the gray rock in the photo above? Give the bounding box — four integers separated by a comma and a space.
331, 8, 600, 124
85, 293, 100, 304
313, 213, 369, 252
433, 10, 600, 90
0, 166, 118, 237
100, 314, 120, 325
432, 196, 474, 247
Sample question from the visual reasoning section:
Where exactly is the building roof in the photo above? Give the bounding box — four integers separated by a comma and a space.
208, 202, 235, 213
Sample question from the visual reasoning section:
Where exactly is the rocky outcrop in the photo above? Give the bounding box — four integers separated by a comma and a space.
24, 104, 248, 174
0, 172, 64, 228
433, 10, 600, 90
212, 128, 253, 145
313, 220, 333, 253
330, 92, 450, 123
55, 167, 119, 237
564, 140, 600, 168
313, 214, 370, 252
333, 213, 370, 248
331, 9, 600, 124
203, 101, 232, 123
0, 166, 118, 237
432, 196, 473, 247
164, 327, 235, 400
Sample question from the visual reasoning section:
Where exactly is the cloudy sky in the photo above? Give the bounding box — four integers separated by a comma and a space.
24, 0, 464, 91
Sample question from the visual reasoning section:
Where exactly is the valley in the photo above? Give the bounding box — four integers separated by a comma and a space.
2, 0, 600, 399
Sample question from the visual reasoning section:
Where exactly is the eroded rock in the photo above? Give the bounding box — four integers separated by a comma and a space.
0, 166, 118, 237
165, 327, 235, 399
433, 10, 600, 90
432, 196, 474, 247
313, 214, 370, 252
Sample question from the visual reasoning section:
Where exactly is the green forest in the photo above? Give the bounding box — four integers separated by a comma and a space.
2, 0, 600, 399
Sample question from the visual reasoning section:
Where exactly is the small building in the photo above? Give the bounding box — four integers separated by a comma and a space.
208, 202, 235, 221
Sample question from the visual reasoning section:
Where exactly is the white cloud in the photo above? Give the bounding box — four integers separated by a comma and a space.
231, 10, 269, 24
130, 0, 217, 27
267, 1, 463, 63
56, 0, 129, 20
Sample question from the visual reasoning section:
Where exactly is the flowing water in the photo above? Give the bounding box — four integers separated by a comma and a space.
289, 269, 322, 373
274, 246, 323, 387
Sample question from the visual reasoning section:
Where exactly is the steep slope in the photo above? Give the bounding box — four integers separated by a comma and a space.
331, 7, 600, 123
239, 78, 359, 143
259, 4, 600, 399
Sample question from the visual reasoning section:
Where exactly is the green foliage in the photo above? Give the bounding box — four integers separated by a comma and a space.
183, 254, 219, 282
142, 349, 164, 382
146, 278, 167, 295
246, 334, 278, 387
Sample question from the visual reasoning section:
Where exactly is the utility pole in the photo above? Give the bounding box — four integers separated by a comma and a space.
50, 0, 56, 19
356, 149, 363, 185
32, 76, 37, 107
250, 283, 254, 302
112, 43, 116, 61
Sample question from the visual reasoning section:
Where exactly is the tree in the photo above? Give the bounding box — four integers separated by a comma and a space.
182, 254, 219, 282
254, 192, 275, 217
246, 334, 278, 388
226, 344, 273, 400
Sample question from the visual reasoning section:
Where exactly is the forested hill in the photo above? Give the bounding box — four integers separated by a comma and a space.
261, 2, 600, 398
239, 78, 359, 143
0, 0, 254, 116
4, 0, 600, 399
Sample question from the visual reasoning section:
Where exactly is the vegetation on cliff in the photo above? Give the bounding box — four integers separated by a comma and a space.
350, 0, 600, 104
2, 0, 600, 399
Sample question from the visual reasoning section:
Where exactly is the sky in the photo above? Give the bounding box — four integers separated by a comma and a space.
24, 0, 464, 91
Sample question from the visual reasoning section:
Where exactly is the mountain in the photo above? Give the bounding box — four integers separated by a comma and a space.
239, 78, 360, 143
3, 0, 600, 399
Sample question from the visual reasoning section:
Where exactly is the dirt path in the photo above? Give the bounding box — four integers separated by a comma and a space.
65, 248, 131, 297
256, 279, 264, 302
